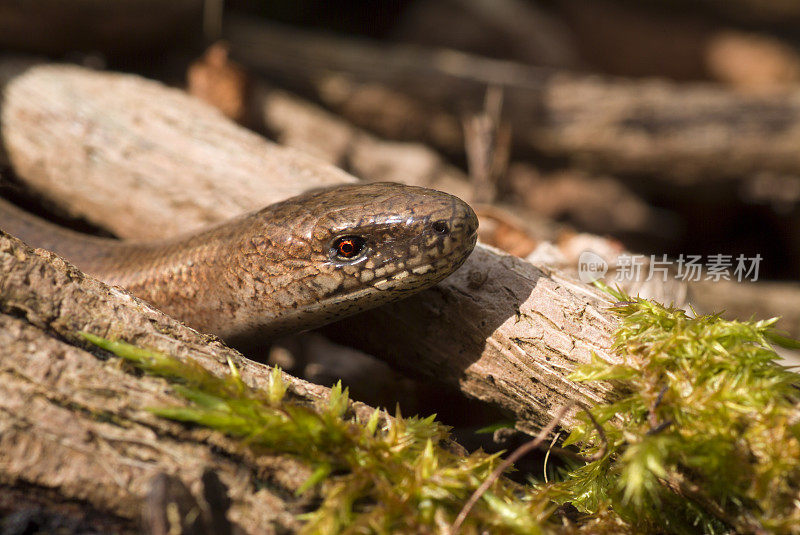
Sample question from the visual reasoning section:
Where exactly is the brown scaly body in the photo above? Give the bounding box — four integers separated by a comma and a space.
0, 182, 478, 342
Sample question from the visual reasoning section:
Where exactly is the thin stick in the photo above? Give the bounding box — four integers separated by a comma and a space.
451, 402, 608, 533
462, 86, 509, 204
451, 403, 572, 533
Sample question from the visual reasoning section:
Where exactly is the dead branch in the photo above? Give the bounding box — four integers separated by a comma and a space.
462, 87, 509, 204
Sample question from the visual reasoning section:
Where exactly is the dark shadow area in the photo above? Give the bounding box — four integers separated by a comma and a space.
0, 483, 135, 535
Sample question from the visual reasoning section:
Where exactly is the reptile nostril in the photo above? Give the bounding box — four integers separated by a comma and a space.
432, 220, 450, 235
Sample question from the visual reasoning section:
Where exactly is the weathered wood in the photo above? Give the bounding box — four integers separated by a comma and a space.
253, 83, 475, 204
0, 60, 355, 240
227, 16, 800, 183
321, 243, 618, 431
0, 231, 373, 535
0, 60, 620, 434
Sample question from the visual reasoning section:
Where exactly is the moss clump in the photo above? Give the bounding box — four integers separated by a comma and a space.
554, 288, 800, 534
80, 333, 552, 535
81, 289, 800, 534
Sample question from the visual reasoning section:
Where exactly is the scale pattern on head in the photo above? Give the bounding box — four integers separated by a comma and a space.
227, 182, 478, 337
0, 183, 477, 342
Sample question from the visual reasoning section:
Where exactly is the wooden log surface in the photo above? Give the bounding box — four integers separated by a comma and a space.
0, 60, 355, 240
226, 16, 800, 183
0, 60, 620, 434
0, 231, 371, 535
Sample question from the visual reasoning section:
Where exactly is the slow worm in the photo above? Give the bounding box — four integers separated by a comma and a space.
0, 182, 478, 344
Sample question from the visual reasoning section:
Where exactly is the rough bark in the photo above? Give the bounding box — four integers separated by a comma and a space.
321, 243, 618, 431
0, 60, 620, 434
226, 16, 800, 183
0, 231, 374, 534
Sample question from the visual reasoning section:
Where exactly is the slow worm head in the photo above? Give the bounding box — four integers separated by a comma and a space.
0, 182, 478, 342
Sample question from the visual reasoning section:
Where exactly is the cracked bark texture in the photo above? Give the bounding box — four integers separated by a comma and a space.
0, 60, 620, 436
0, 231, 373, 533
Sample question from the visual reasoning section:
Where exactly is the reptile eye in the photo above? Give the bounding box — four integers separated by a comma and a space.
432, 220, 450, 235
332, 236, 366, 261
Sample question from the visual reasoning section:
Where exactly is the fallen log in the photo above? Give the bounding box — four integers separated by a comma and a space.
253, 83, 476, 204
252, 83, 679, 245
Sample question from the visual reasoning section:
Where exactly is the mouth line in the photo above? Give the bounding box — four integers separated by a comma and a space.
262, 249, 470, 335
368, 254, 462, 290
282, 264, 441, 319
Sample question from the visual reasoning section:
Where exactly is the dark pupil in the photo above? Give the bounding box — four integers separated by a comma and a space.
333, 236, 365, 260
339, 240, 355, 256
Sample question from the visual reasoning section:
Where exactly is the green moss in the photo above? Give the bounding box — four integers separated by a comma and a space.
554, 289, 800, 534
80, 332, 551, 534
80, 288, 800, 534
